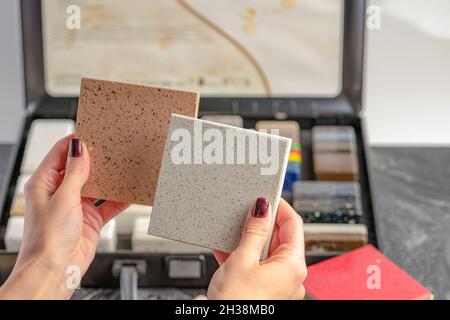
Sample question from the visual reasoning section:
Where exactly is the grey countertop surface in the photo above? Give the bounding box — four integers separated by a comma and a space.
1, 144, 449, 299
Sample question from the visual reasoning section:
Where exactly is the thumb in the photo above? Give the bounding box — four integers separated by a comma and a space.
57, 138, 90, 201
236, 197, 272, 261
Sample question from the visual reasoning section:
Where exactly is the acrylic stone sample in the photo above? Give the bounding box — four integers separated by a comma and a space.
148, 115, 291, 257
312, 126, 359, 181
314, 153, 359, 181
305, 245, 433, 300
96, 219, 117, 252
133, 217, 210, 253
9, 175, 31, 216
201, 115, 244, 128
292, 181, 363, 224
21, 119, 75, 174
116, 204, 151, 234
75, 78, 199, 205
312, 126, 357, 153
255, 121, 301, 144
5, 216, 24, 251
304, 223, 368, 252
5, 216, 117, 253
256, 121, 302, 192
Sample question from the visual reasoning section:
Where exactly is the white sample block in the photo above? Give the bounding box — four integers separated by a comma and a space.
97, 219, 117, 252
5, 217, 117, 253
116, 205, 151, 234
133, 217, 209, 253
201, 115, 244, 128
5, 216, 24, 252
21, 119, 75, 174
10, 174, 31, 216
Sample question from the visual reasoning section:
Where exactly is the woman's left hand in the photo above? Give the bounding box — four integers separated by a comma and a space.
0, 135, 129, 299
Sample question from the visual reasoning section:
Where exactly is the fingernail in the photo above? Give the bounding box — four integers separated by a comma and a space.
69, 138, 82, 157
252, 197, 269, 218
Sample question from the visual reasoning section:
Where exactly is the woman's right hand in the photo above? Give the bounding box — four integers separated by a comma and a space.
208, 198, 307, 300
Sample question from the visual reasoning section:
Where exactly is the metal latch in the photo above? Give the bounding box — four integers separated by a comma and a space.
112, 259, 146, 300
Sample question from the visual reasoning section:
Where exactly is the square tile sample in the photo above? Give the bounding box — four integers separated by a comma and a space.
312, 126, 359, 181
313, 152, 359, 181
292, 181, 363, 224
304, 223, 368, 252
255, 121, 302, 191
148, 115, 291, 257
312, 125, 357, 153
75, 78, 199, 205
21, 119, 75, 174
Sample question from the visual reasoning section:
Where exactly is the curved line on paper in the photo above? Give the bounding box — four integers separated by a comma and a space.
177, 0, 272, 96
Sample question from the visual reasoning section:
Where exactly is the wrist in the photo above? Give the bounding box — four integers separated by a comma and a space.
0, 254, 75, 299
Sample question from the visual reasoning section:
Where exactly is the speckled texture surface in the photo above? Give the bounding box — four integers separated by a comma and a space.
149, 115, 291, 256
75, 78, 199, 205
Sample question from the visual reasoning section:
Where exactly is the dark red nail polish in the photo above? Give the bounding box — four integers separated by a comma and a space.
252, 197, 269, 218
69, 138, 82, 157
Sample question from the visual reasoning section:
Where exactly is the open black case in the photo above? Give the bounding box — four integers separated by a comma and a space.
0, 0, 377, 289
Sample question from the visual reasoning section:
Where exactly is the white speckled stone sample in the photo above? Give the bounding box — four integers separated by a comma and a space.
133, 217, 210, 253
148, 115, 291, 257
21, 119, 75, 174
116, 204, 152, 234
96, 219, 117, 253
10, 174, 31, 216
75, 78, 199, 205
201, 115, 244, 128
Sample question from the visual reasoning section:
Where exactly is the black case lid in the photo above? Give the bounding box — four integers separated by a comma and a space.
20, 0, 365, 117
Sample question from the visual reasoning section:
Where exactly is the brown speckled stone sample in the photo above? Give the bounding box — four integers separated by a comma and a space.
76, 78, 199, 204
148, 115, 291, 258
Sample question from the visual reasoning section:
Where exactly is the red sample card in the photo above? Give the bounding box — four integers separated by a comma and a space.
304, 245, 432, 300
